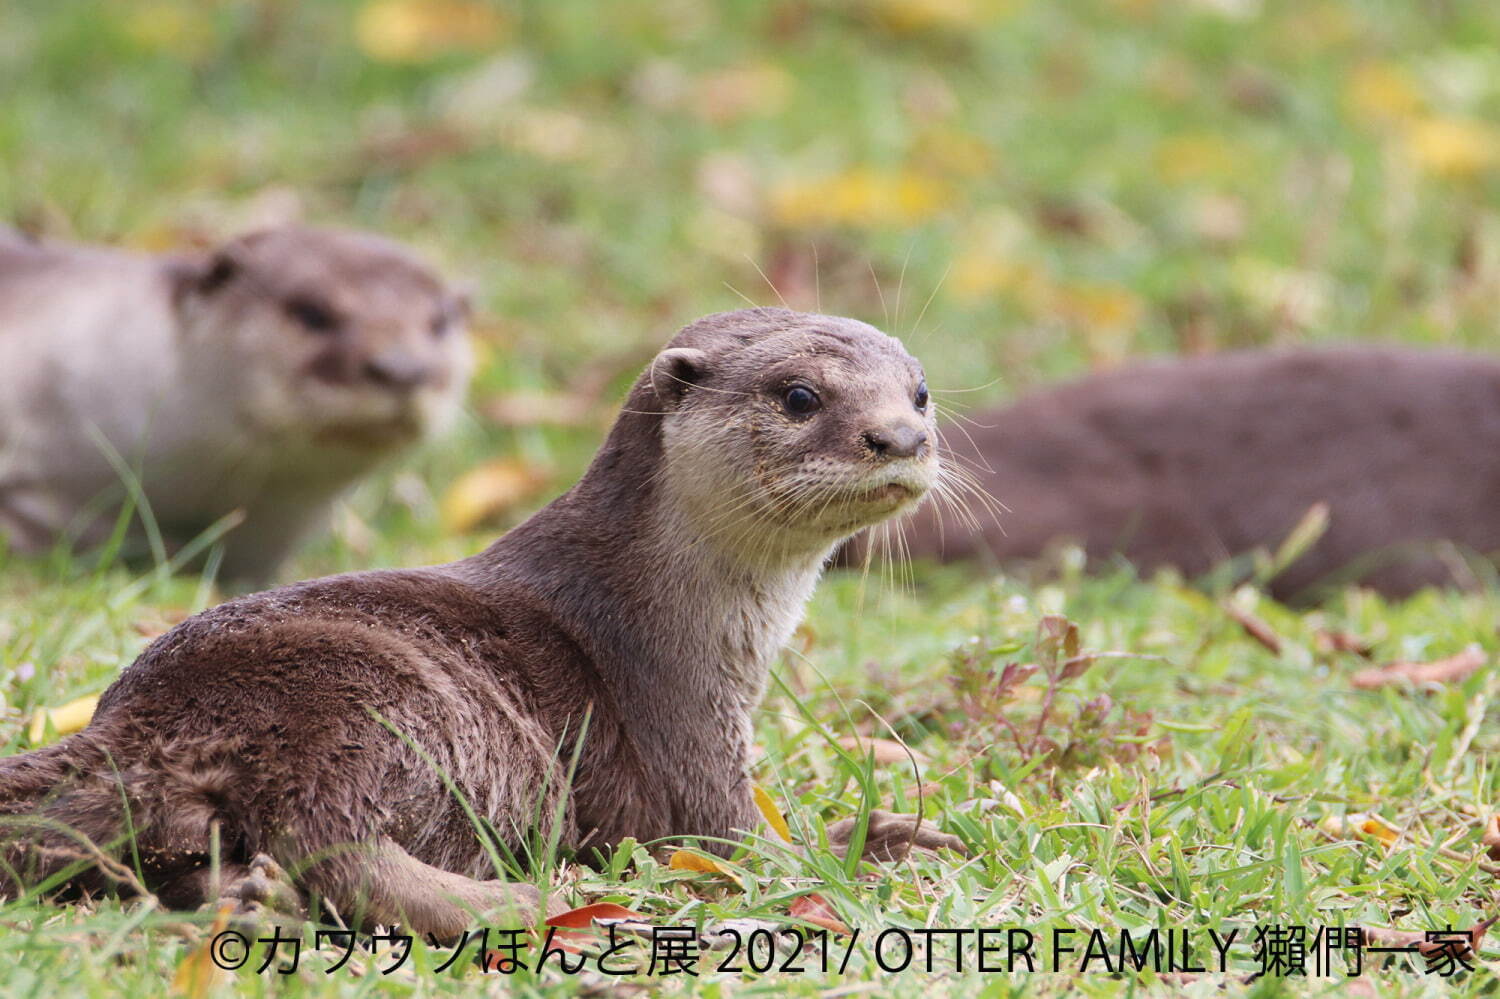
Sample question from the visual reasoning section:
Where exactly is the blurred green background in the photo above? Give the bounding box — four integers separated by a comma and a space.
4, 0, 1500, 571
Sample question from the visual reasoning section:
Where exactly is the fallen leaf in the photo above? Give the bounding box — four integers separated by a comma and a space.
439, 460, 551, 534
355, 0, 508, 63
667, 849, 742, 886
1320, 812, 1400, 848
770, 167, 949, 228
1350, 646, 1486, 690
835, 736, 929, 766
170, 903, 232, 997
545, 902, 649, 930
1052, 281, 1144, 333
1481, 815, 1500, 862
1223, 604, 1282, 655
1403, 117, 1500, 180
752, 785, 793, 843
1315, 630, 1375, 657
1362, 916, 1497, 962
1345, 62, 1425, 124
28, 694, 99, 743
788, 893, 851, 935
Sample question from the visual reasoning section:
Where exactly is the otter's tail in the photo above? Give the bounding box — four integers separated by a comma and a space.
0, 735, 141, 899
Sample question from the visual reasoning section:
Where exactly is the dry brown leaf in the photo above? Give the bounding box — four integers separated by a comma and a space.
835, 736, 928, 766
1223, 604, 1283, 655
1482, 815, 1500, 863
1315, 629, 1375, 657
440, 460, 551, 534
1362, 916, 1497, 962
1350, 646, 1486, 690
788, 893, 851, 936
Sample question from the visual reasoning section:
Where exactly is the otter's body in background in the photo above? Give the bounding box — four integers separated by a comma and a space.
0, 227, 471, 582
901, 347, 1500, 599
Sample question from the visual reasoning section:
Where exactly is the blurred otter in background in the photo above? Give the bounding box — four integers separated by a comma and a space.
852, 347, 1500, 601
0, 226, 472, 583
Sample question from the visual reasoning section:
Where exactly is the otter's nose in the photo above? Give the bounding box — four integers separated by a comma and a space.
862, 423, 928, 460
364, 351, 432, 391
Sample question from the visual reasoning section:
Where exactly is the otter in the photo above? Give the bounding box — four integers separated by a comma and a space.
878, 346, 1500, 600
0, 308, 958, 939
0, 225, 472, 583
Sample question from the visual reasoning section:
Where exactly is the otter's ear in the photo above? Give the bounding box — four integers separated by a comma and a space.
650, 347, 709, 408
166, 251, 239, 309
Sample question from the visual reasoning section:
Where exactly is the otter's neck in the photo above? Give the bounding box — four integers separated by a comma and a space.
475, 409, 838, 815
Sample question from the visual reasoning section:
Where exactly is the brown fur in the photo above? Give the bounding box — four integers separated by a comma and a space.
880, 346, 1500, 599
0, 308, 939, 936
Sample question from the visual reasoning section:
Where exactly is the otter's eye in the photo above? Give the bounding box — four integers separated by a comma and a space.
781, 384, 821, 416
914, 380, 929, 411
286, 297, 338, 334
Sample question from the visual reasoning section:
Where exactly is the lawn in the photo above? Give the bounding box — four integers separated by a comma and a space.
3, 0, 1500, 993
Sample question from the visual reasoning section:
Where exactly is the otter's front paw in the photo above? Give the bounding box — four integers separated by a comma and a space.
827, 810, 966, 862
216, 852, 305, 925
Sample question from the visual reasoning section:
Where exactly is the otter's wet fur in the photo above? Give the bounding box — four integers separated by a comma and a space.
886, 346, 1500, 600
0, 308, 946, 939
0, 225, 471, 583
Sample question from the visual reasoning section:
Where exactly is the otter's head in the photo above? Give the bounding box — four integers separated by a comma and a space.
643, 307, 937, 560
169, 226, 472, 448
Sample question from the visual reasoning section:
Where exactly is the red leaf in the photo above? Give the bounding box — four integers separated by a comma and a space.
788, 893, 851, 936
545, 901, 648, 930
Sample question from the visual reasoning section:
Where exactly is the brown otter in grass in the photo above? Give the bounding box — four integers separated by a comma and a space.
0, 225, 472, 583
0, 308, 959, 939
880, 346, 1500, 600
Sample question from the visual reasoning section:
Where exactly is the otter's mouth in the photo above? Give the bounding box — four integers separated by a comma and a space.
856, 481, 917, 504
313, 417, 424, 449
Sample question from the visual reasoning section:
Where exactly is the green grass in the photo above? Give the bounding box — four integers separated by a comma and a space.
4, 0, 1500, 993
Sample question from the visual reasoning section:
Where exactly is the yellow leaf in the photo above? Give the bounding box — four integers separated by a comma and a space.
668, 849, 721, 873
1403, 117, 1500, 180
909, 127, 994, 179
868, 0, 1023, 34
439, 460, 551, 534
1052, 282, 1144, 332
1154, 134, 1243, 183
29, 694, 99, 744
171, 903, 233, 997
355, 0, 508, 63
1320, 812, 1400, 849
1344, 63, 1425, 125
667, 849, 744, 887
122, 3, 214, 59
752, 784, 793, 843
770, 168, 949, 229
1359, 817, 1400, 847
